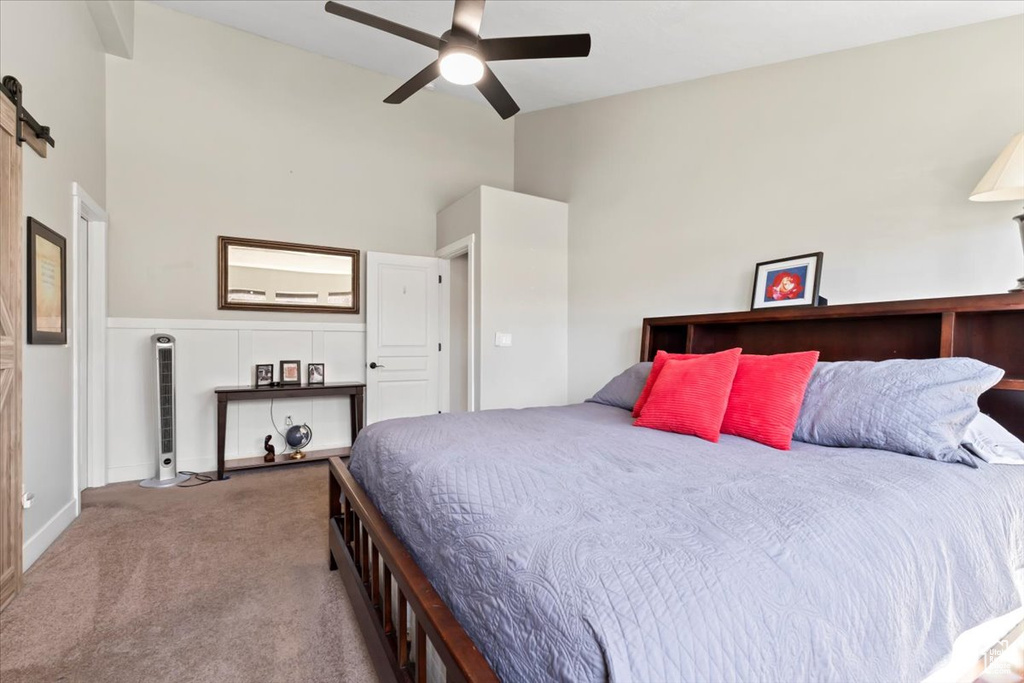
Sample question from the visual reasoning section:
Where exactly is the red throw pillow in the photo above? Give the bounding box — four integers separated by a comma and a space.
634, 348, 742, 442
720, 351, 820, 450
632, 350, 701, 417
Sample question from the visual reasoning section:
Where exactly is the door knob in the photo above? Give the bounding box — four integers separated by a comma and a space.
369, 362, 385, 369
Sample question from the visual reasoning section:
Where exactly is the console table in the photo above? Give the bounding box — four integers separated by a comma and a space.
214, 382, 365, 480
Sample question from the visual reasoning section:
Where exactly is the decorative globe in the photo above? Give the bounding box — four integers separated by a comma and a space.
285, 424, 312, 450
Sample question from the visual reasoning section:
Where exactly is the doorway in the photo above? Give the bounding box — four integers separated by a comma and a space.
447, 253, 470, 412
437, 235, 476, 413
72, 183, 107, 501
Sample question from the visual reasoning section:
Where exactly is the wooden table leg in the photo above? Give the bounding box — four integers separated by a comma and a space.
217, 397, 228, 480
350, 389, 364, 443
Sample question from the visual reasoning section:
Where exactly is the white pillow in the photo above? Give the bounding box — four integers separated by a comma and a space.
961, 414, 1024, 465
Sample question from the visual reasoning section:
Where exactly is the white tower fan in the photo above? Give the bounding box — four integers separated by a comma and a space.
140, 334, 190, 488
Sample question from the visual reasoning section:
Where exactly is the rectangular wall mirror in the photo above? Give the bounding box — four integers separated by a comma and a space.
218, 236, 360, 314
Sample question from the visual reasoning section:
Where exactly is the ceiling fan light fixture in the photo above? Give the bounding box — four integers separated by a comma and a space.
439, 47, 484, 85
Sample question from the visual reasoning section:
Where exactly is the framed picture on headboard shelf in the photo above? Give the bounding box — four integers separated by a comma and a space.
27, 217, 67, 344
751, 252, 823, 311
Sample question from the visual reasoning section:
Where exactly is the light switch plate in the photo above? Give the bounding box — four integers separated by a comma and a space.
494, 332, 513, 347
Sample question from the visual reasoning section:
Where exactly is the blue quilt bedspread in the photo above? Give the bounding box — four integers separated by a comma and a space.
349, 403, 1024, 683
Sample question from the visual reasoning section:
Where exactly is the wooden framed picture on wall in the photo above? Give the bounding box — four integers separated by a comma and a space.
27, 217, 67, 344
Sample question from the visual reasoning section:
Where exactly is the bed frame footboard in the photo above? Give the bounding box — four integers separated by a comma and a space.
328, 457, 499, 683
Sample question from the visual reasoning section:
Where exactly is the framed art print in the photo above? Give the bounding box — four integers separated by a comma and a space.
27, 217, 67, 344
255, 363, 274, 387
307, 363, 325, 385
751, 252, 823, 310
280, 360, 301, 385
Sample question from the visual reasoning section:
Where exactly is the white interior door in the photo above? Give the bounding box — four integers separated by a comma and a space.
365, 252, 440, 424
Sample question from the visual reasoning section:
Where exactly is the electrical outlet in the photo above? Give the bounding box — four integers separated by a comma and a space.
494, 332, 513, 347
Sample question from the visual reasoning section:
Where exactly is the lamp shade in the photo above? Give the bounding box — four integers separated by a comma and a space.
970, 132, 1024, 202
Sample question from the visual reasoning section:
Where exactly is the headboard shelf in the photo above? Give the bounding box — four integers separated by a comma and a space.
640, 292, 1024, 437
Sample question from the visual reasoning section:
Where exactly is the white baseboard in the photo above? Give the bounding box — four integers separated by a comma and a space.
23, 498, 78, 570
106, 462, 156, 484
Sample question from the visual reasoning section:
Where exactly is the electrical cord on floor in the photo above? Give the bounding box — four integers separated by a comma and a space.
172, 399, 293, 488
174, 401, 290, 485
177, 471, 215, 487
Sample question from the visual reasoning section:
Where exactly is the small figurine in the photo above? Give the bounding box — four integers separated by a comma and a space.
263, 435, 276, 463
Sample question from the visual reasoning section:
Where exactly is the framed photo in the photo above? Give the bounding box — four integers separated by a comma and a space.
279, 360, 301, 385
27, 218, 67, 345
751, 252, 823, 311
308, 363, 325, 385
255, 363, 274, 387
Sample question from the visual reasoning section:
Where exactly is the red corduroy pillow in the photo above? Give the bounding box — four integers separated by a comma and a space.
720, 351, 820, 450
634, 348, 742, 442
632, 350, 701, 417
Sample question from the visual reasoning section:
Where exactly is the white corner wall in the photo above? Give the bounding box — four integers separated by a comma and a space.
478, 188, 568, 409
514, 15, 1024, 402
438, 187, 569, 410
0, 0, 107, 568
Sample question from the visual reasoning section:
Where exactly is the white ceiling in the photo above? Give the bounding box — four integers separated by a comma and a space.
151, 0, 1024, 114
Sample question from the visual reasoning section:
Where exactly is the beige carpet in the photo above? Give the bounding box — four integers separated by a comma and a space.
0, 463, 379, 683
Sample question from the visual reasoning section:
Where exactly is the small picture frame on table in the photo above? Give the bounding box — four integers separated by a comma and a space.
27, 217, 67, 344
254, 364, 274, 387
279, 360, 301, 385
308, 363, 325, 385
751, 252, 823, 311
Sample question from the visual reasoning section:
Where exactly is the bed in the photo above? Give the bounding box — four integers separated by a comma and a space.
327, 292, 1024, 683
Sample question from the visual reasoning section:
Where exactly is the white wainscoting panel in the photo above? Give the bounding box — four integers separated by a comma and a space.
106, 319, 366, 483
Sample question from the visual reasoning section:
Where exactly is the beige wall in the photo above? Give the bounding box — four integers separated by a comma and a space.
0, 0, 107, 563
106, 1, 514, 323
514, 16, 1024, 402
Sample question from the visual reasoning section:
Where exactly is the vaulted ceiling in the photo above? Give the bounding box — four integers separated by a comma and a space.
152, 0, 1023, 113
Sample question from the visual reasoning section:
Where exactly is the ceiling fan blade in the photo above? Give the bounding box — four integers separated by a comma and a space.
479, 34, 591, 61
384, 61, 441, 104
451, 0, 485, 39
476, 65, 520, 120
325, 1, 443, 51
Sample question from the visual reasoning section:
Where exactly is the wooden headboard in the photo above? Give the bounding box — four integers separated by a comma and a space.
640, 293, 1024, 439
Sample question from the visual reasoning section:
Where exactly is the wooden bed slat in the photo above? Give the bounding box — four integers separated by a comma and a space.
384, 566, 394, 636
416, 622, 427, 683
398, 592, 409, 668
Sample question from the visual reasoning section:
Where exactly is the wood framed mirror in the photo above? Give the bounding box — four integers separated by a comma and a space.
218, 236, 360, 314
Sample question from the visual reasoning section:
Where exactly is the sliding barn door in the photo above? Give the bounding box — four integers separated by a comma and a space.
0, 95, 23, 610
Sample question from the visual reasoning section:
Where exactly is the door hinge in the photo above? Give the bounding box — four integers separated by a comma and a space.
438, 275, 442, 284
438, 342, 442, 352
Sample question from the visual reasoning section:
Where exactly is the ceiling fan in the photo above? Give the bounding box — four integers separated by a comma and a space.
324, 0, 591, 119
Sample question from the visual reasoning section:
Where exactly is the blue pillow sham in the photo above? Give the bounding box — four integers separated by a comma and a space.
586, 362, 652, 412
793, 358, 1004, 466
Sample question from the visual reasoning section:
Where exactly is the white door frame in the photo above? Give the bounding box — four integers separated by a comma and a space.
71, 183, 108, 506
436, 235, 476, 412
